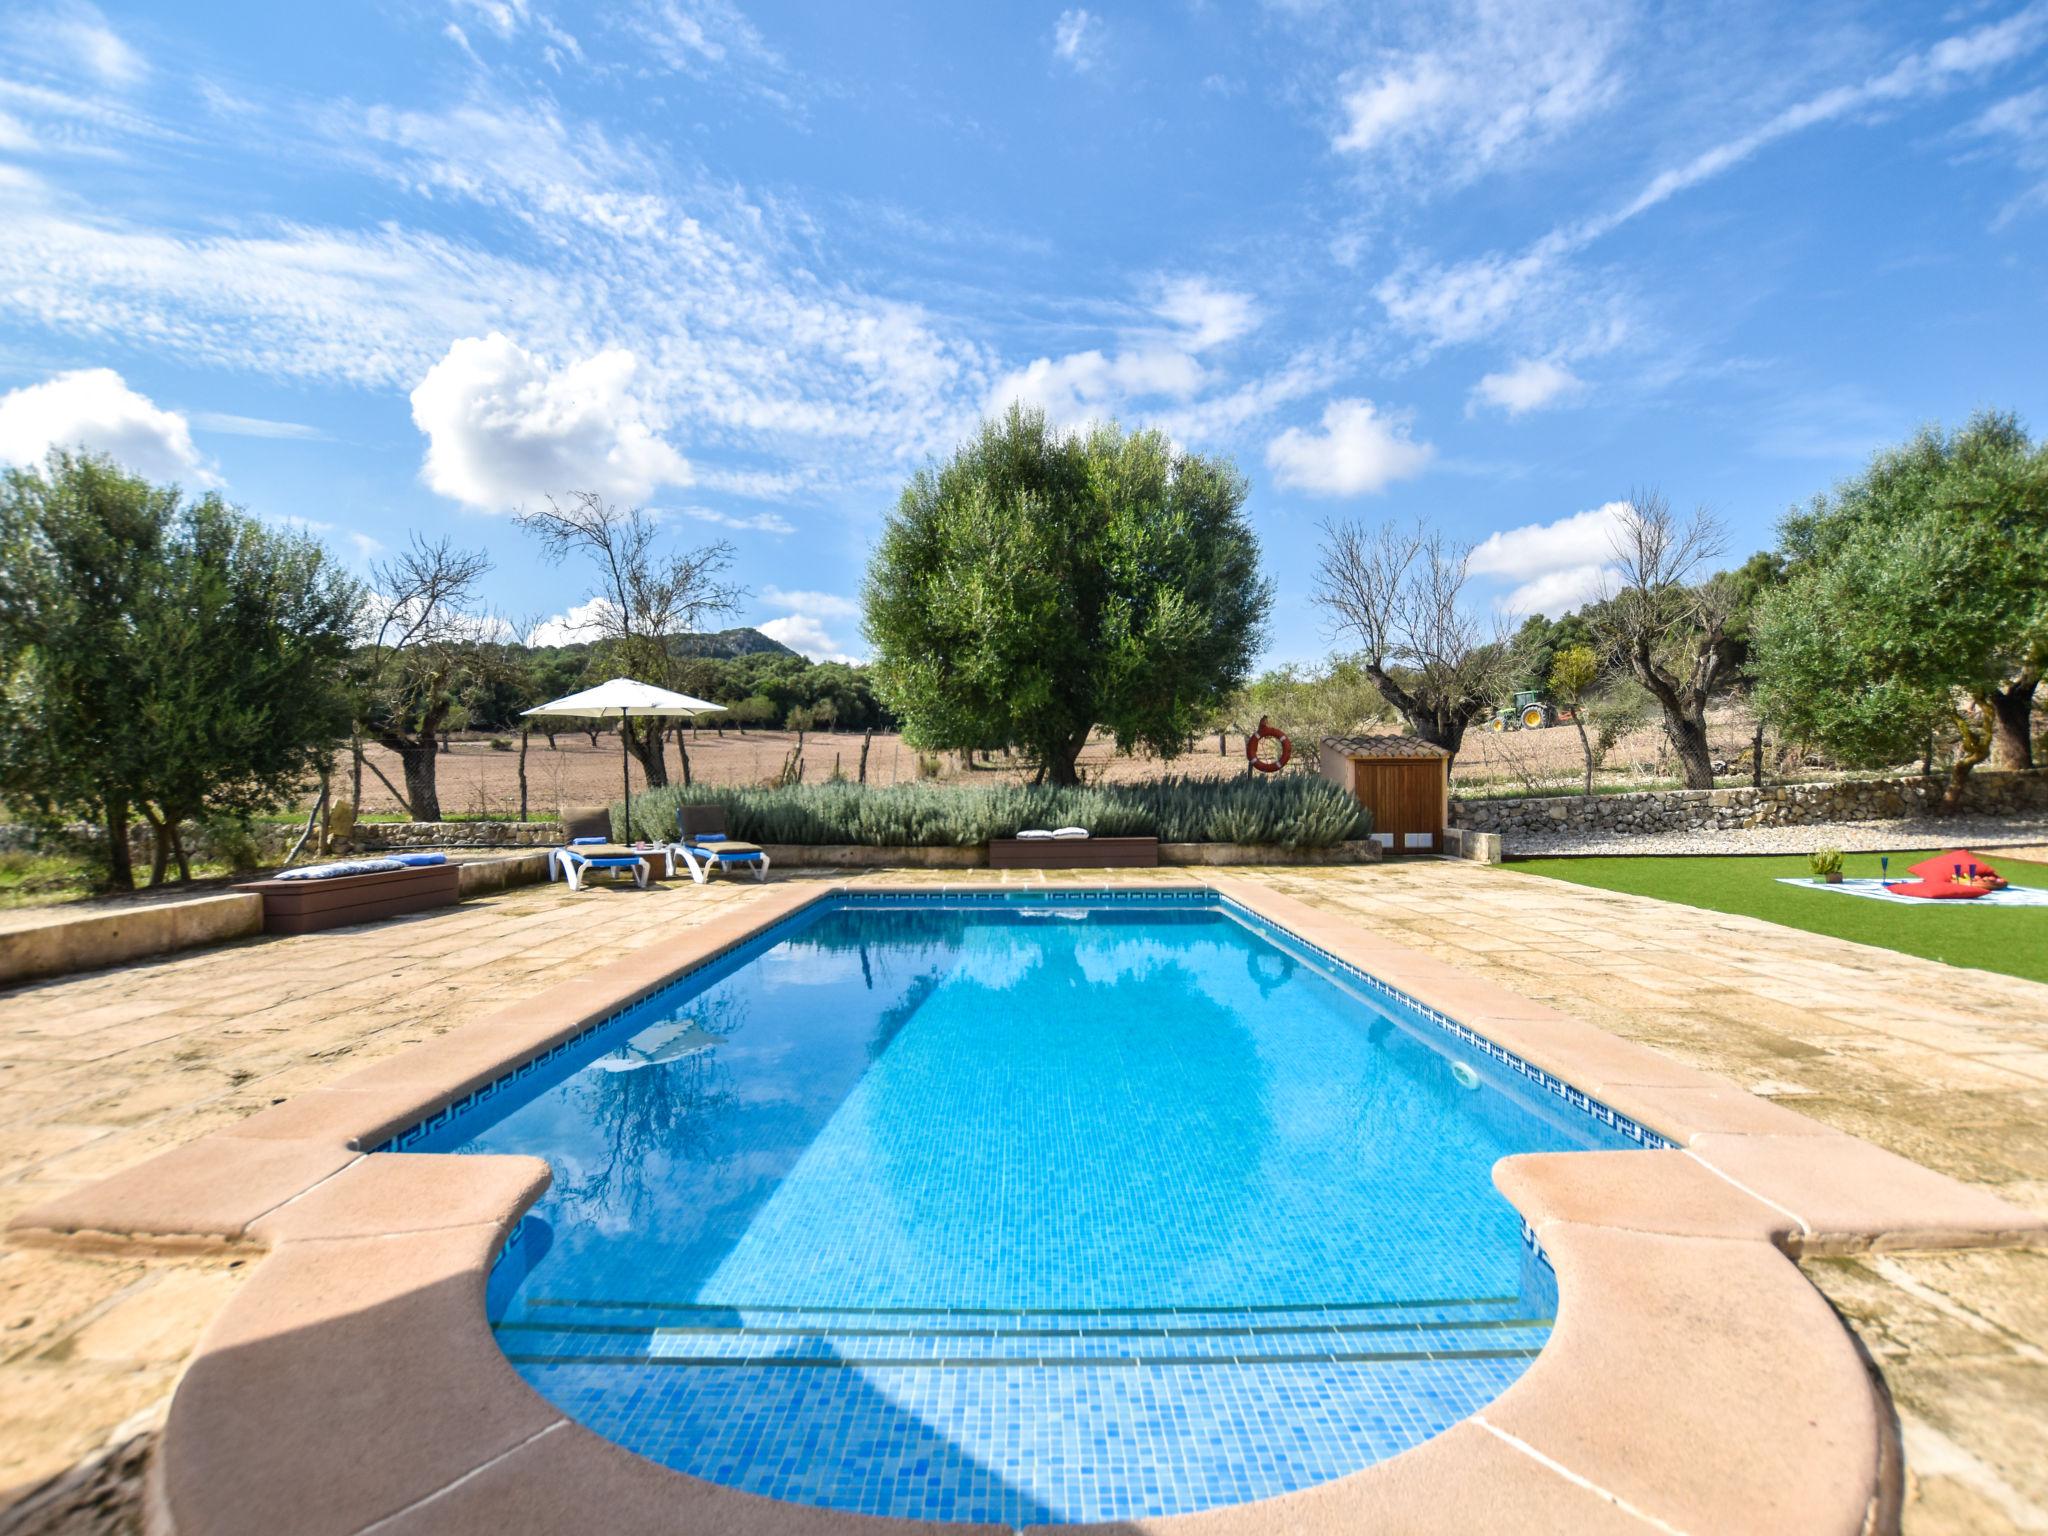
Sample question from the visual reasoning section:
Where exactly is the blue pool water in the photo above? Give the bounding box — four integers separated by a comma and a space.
402, 891, 1654, 1525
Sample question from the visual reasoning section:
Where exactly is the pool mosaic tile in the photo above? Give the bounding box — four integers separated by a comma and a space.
394, 891, 1654, 1523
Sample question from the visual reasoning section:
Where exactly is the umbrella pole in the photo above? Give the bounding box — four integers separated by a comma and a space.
620, 710, 631, 841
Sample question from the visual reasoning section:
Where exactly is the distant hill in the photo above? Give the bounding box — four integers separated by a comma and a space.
514, 627, 798, 661
668, 627, 797, 659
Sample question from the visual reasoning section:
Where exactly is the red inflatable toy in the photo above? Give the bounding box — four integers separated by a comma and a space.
1245, 716, 1292, 773
1884, 849, 2007, 900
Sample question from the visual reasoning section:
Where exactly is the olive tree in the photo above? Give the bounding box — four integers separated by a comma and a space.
1311, 519, 1520, 764
351, 537, 498, 822
0, 452, 358, 887
865, 406, 1270, 786
1592, 493, 1734, 791
1752, 413, 2048, 802
1547, 643, 1603, 795
516, 492, 739, 789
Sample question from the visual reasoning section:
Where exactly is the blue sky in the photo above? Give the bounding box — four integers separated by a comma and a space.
0, 0, 2042, 666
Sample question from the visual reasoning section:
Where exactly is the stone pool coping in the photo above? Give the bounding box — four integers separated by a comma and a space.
10, 876, 2045, 1535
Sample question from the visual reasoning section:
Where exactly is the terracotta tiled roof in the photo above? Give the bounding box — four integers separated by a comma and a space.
1321, 734, 1450, 759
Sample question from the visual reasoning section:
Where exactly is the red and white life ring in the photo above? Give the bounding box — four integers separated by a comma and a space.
1246, 716, 1291, 773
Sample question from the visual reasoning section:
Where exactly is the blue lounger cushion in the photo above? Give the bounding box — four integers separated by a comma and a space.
273, 858, 407, 881
393, 852, 447, 867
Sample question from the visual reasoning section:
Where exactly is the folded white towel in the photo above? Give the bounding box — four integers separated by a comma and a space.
1051, 826, 1090, 840
1015, 828, 1055, 840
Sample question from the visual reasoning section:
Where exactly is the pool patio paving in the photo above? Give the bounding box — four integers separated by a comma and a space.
1, 860, 2044, 1533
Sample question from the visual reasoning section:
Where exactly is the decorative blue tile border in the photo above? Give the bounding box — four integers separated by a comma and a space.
372, 886, 1672, 1156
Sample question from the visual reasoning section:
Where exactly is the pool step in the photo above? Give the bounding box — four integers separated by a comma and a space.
494, 1296, 1550, 1370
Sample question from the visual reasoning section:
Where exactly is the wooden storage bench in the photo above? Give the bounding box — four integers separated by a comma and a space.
239, 862, 463, 935
987, 836, 1159, 869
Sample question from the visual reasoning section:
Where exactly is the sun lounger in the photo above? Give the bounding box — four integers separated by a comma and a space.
557, 842, 651, 892
671, 807, 771, 884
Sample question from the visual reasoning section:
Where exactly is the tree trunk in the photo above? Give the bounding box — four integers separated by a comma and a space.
518, 727, 530, 822
626, 719, 669, 790
1988, 677, 2037, 770
1570, 713, 1595, 795
677, 730, 692, 789
351, 733, 363, 811
1043, 730, 1089, 787
103, 794, 134, 890
859, 730, 872, 786
1661, 709, 1716, 790
1750, 719, 1765, 790
169, 821, 191, 882
1943, 702, 1995, 813
144, 808, 170, 887
398, 740, 443, 822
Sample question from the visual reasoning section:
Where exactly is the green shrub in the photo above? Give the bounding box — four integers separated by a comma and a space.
623, 776, 1370, 849
1809, 847, 1843, 879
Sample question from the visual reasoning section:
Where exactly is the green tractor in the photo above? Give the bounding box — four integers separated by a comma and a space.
1487, 689, 1557, 731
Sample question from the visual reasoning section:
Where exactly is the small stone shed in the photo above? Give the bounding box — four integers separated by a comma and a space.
1319, 735, 1451, 853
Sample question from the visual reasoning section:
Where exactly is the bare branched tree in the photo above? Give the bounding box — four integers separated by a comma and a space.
1594, 491, 1732, 790
516, 493, 741, 790
1313, 520, 1522, 763
352, 536, 500, 821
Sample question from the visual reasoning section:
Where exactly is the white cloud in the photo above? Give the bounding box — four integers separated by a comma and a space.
410, 332, 691, 511
760, 585, 858, 619
987, 345, 1205, 426
1333, 0, 1625, 183
526, 596, 619, 646
757, 584, 862, 661
1153, 276, 1256, 350
625, 0, 779, 74
677, 504, 795, 535
1053, 9, 1102, 72
0, 91, 992, 491
347, 531, 386, 561
1376, 7, 2048, 351
1496, 562, 1613, 618
1468, 500, 1628, 577
1469, 357, 1584, 416
0, 367, 213, 483
1373, 241, 1570, 350
189, 410, 327, 440
38, 2, 146, 88
757, 613, 858, 663
1468, 500, 1630, 615
986, 275, 1265, 428
1264, 398, 1433, 497
1964, 84, 2048, 227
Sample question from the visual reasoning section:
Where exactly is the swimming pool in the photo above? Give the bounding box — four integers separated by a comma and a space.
395, 890, 1660, 1525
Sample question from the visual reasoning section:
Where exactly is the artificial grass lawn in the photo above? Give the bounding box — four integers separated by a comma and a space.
1511, 849, 2048, 986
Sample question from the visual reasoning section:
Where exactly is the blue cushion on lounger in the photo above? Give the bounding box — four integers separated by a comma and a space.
273, 858, 407, 881
393, 852, 446, 866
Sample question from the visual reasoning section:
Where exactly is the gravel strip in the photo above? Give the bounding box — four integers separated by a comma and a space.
1501, 813, 2048, 859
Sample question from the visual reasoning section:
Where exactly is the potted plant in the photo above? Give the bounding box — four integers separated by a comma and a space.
1809, 847, 1844, 884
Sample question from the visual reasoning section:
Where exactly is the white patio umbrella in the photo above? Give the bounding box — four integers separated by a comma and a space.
522, 677, 726, 839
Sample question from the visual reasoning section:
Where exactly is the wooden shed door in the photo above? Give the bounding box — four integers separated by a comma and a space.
1350, 760, 1444, 853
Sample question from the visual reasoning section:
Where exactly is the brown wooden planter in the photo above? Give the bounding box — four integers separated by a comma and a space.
987, 836, 1160, 869
238, 862, 463, 935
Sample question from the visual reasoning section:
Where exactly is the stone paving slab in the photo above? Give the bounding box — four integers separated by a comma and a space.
0, 860, 2044, 1530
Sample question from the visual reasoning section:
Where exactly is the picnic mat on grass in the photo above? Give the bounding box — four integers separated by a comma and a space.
1777, 877, 2048, 907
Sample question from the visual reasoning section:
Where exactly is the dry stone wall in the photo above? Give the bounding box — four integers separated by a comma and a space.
1450, 771, 2048, 839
